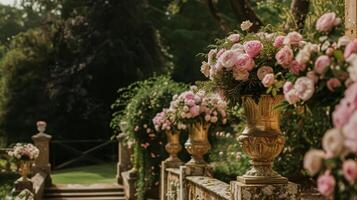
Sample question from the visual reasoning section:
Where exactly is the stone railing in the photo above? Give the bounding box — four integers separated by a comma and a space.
12, 121, 52, 200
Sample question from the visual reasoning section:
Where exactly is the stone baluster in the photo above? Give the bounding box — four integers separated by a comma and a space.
345, 0, 357, 38
31, 121, 52, 178
116, 132, 130, 184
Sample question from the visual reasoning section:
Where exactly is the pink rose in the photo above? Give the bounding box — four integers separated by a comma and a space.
294, 77, 315, 101
333, 83, 357, 128
262, 73, 275, 88
275, 46, 294, 67
306, 71, 319, 83
344, 39, 357, 59
283, 31, 303, 46
283, 81, 293, 93
201, 62, 210, 78
216, 49, 226, 58
257, 66, 273, 80
274, 36, 285, 48
303, 149, 325, 176
343, 160, 357, 183
232, 69, 249, 81
208, 49, 217, 66
326, 48, 334, 56
338, 36, 351, 48
314, 55, 331, 75
322, 128, 345, 157
284, 89, 300, 104
289, 60, 305, 75
234, 54, 255, 71
327, 78, 341, 92
243, 40, 263, 58
217, 50, 238, 70
227, 33, 240, 43
342, 112, 357, 152
317, 172, 336, 197
316, 12, 340, 32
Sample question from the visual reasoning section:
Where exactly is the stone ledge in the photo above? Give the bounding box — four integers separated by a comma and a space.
166, 168, 180, 176
230, 181, 300, 200
186, 176, 230, 199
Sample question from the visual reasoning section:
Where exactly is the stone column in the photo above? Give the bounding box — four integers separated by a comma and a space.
31, 121, 52, 177
116, 132, 130, 184
345, 0, 357, 38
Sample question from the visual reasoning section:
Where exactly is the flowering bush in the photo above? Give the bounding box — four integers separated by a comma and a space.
154, 87, 228, 132
7, 143, 39, 161
111, 76, 187, 200
281, 12, 348, 107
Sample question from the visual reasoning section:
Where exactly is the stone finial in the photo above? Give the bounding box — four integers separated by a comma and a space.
36, 121, 47, 134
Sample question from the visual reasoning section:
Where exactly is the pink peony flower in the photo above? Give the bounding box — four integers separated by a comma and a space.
262, 73, 275, 88
314, 55, 331, 75
333, 83, 357, 128
218, 50, 238, 70
257, 66, 273, 80
283, 81, 293, 93
344, 39, 357, 59
232, 69, 249, 81
342, 112, 357, 152
322, 128, 345, 157
284, 89, 300, 104
294, 77, 315, 101
275, 46, 294, 67
283, 31, 303, 46
227, 33, 240, 43
316, 12, 340, 32
274, 36, 285, 48
327, 78, 341, 92
289, 60, 305, 75
234, 54, 255, 71
243, 40, 263, 58
343, 160, 357, 183
338, 36, 351, 48
306, 71, 319, 83
240, 20, 253, 31
201, 62, 210, 78
303, 149, 325, 176
189, 105, 200, 117
317, 172, 336, 197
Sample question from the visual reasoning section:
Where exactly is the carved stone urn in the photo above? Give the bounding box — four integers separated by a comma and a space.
238, 95, 288, 184
185, 122, 211, 166
165, 130, 182, 164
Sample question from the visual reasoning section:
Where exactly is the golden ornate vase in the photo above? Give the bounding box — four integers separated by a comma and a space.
185, 122, 211, 166
165, 130, 182, 162
19, 160, 31, 181
237, 95, 288, 184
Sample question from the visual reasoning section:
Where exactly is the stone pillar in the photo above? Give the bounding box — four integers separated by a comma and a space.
345, 0, 357, 38
31, 121, 52, 177
116, 132, 130, 184
230, 181, 300, 200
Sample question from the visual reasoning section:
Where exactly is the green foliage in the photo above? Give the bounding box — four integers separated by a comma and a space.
0, 29, 53, 142
209, 130, 250, 183
276, 106, 331, 184
111, 76, 187, 200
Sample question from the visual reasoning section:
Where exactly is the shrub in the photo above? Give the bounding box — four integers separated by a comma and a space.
111, 76, 187, 200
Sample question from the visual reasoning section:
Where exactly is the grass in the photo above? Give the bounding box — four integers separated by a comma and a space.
51, 163, 117, 184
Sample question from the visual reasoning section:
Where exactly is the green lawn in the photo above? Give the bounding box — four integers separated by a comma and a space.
51, 163, 117, 184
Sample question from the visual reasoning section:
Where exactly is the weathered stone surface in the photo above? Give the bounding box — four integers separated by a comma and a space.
230, 181, 300, 200
121, 168, 138, 200
166, 168, 180, 200
186, 176, 230, 200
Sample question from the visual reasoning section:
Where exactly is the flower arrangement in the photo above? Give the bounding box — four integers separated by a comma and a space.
200, 21, 303, 105
154, 87, 228, 132
7, 143, 39, 161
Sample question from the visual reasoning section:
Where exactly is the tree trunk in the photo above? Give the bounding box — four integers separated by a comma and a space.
290, 0, 310, 30
205, 0, 231, 33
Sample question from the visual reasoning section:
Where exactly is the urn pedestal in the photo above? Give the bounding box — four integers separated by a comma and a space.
237, 95, 288, 184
